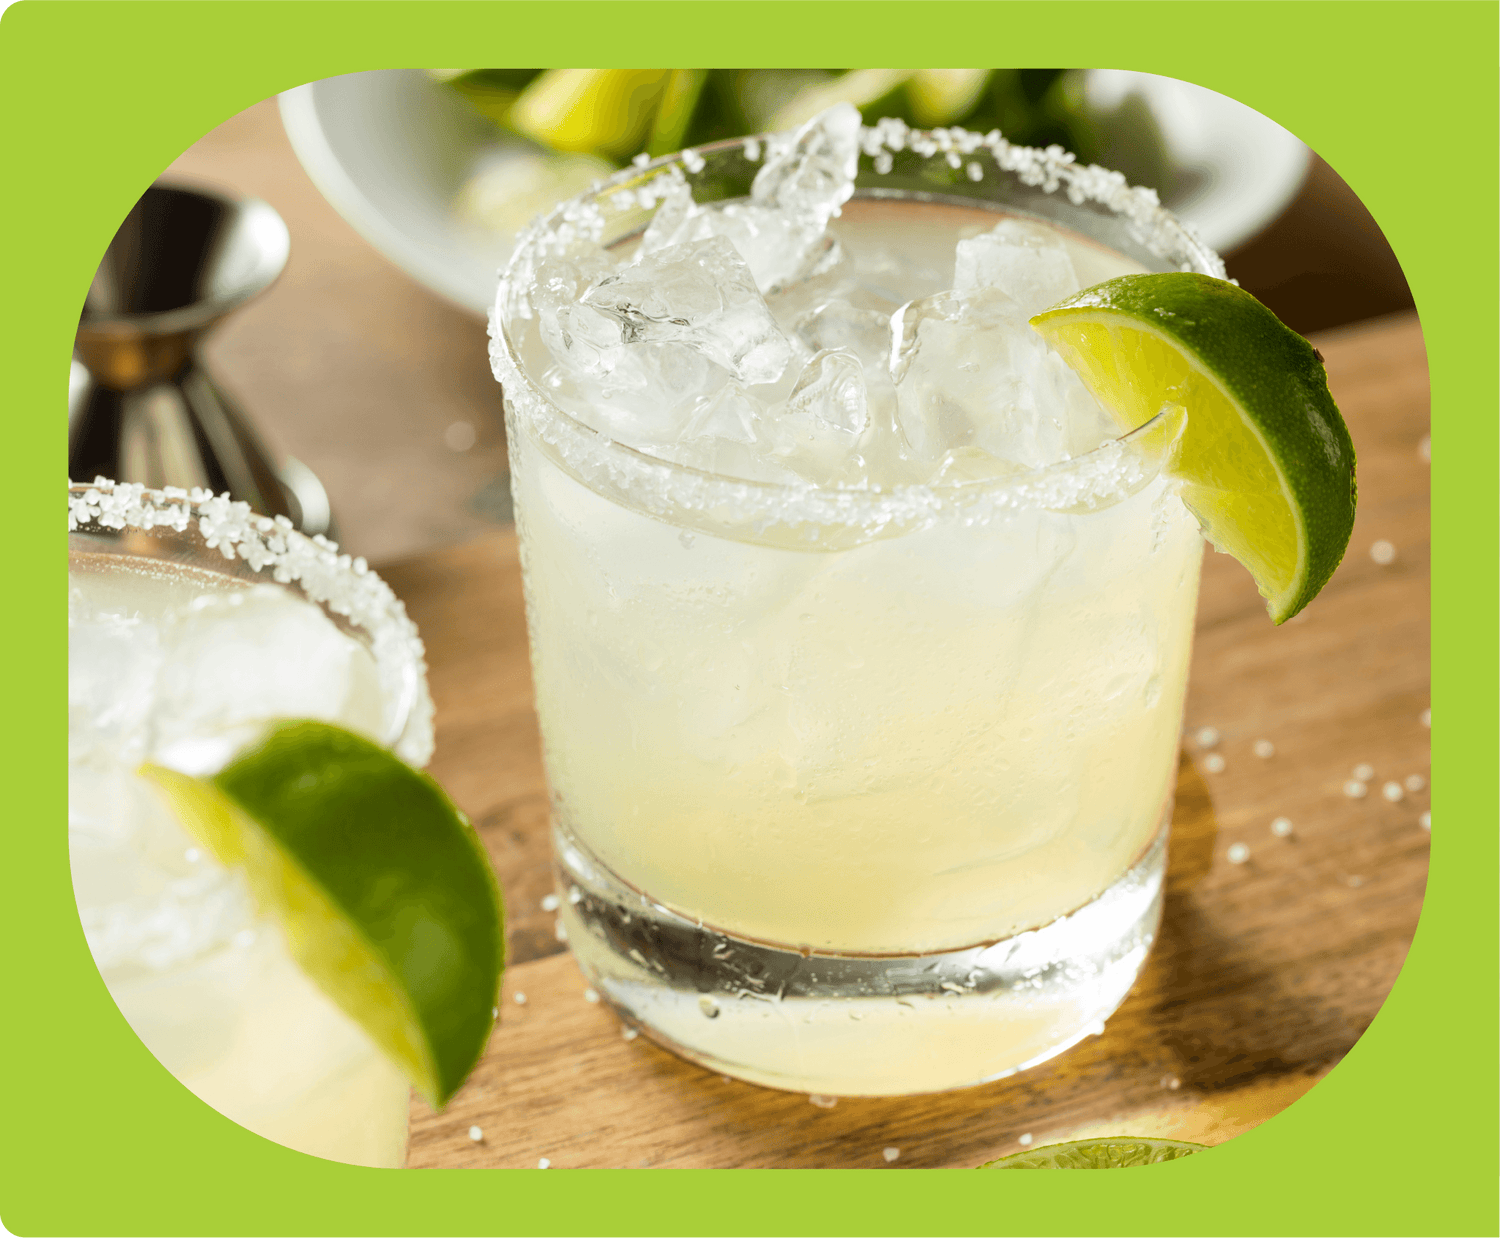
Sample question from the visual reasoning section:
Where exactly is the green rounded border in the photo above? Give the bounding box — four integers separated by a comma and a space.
10, 2, 1492, 1235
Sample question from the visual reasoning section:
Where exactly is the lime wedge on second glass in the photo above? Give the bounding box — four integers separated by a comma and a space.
142, 721, 504, 1109
1031, 272, 1356, 624
982, 1137, 1206, 1168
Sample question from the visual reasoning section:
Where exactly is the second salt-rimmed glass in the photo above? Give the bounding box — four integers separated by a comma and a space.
68, 479, 433, 1165
492, 121, 1223, 1096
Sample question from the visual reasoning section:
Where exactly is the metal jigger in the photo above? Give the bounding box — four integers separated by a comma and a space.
69, 182, 335, 539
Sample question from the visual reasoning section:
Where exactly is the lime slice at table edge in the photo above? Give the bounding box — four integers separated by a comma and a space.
141, 720, 504, 1110
981, 1137, 1207, 1169
1031, 272, 1356, 624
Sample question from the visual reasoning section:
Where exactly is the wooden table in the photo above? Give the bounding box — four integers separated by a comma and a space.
379, 312, 1429, 1170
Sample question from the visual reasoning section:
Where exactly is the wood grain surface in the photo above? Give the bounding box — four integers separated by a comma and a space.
378, 312, 1430, 1170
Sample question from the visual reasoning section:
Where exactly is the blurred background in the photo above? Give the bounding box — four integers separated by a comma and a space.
79, 68, 1414, 564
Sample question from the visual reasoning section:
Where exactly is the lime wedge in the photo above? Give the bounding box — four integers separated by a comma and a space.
1031, 273, 1356, 623
981, 1137, 1206, 1169
907, 69, 990, 127
141, 721, 504, 1110
509, 69, 671, 160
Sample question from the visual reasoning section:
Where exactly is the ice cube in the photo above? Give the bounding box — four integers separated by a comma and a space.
530, 240, 621, 318
150, 584, 373, 765
786, 349, 869, 437
953, 218, 1081, 318
69, 612, 163, 770
758, 349, 878, 485
892, 287, 1069, 473
793, 300, 895, 378
680, 381, 762, 445
640, 104, 860, 295
751, 102, 861, 226
580, 237, 792, 386
651, 381, 797, 484
644, 197, 828, 295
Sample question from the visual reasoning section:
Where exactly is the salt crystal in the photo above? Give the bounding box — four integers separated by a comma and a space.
541, 893, 560, 911
1270, 817, 1294, 837
809, 1094, 839, 1108
1253, 739, 1275, 759
554, 919, 568, 942
538, 1157, 551, 1169
1195, 727, 1220, 749
883, 1147, 901, 1162
1370, 540, 1396, 565
1343, 780, 1367, 798
1018, 1133, 1033, 1146
1160, 1074, 1181, 1090
1202, 754, 1226, 774
514, 992, 527, 1005
584, 988, 600, 1003
1381, 781, 1404, 803
468, 1126, 483, 1142
1404, 774, 1426, 792
1419, 812, 1431, 830
1353, 763, 1375, 781
622, 1026, 639, 1041
1420, 709, 1431, 728
1227, 843, 1250, 864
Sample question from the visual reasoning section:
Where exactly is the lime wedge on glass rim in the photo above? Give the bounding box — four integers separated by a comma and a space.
1031, 272, 1356, 624
141, 720, 504, 1110
981, 1137, 1207, 1169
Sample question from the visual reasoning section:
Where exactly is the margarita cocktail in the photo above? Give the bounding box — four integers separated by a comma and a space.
68, 481, 434, 1165
491, 108, 1224, 1094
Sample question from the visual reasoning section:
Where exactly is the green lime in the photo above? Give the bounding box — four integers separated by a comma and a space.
981, 1137, 1207, 1169
1031, 272, 1356, 624
141, 721, 504, 1110
509, 69, 671, 160
907, 69, 991, 127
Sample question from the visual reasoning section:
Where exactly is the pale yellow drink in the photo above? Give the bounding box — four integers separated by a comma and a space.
521, 200, 1198, 958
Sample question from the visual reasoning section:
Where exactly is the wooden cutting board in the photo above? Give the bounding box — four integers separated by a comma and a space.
378, 312, 1430, 1169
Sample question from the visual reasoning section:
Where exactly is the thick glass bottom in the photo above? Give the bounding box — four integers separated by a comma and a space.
554, 813, 1168, 1097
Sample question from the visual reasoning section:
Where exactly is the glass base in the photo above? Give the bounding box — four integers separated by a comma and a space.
554, 814, 1168, 1097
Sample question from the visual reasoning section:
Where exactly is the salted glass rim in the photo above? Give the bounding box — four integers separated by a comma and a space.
491, 120, 1225, 531
66, 477, 434, 766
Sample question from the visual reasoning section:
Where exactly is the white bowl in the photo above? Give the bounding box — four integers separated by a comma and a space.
279, 69, 1310, 318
